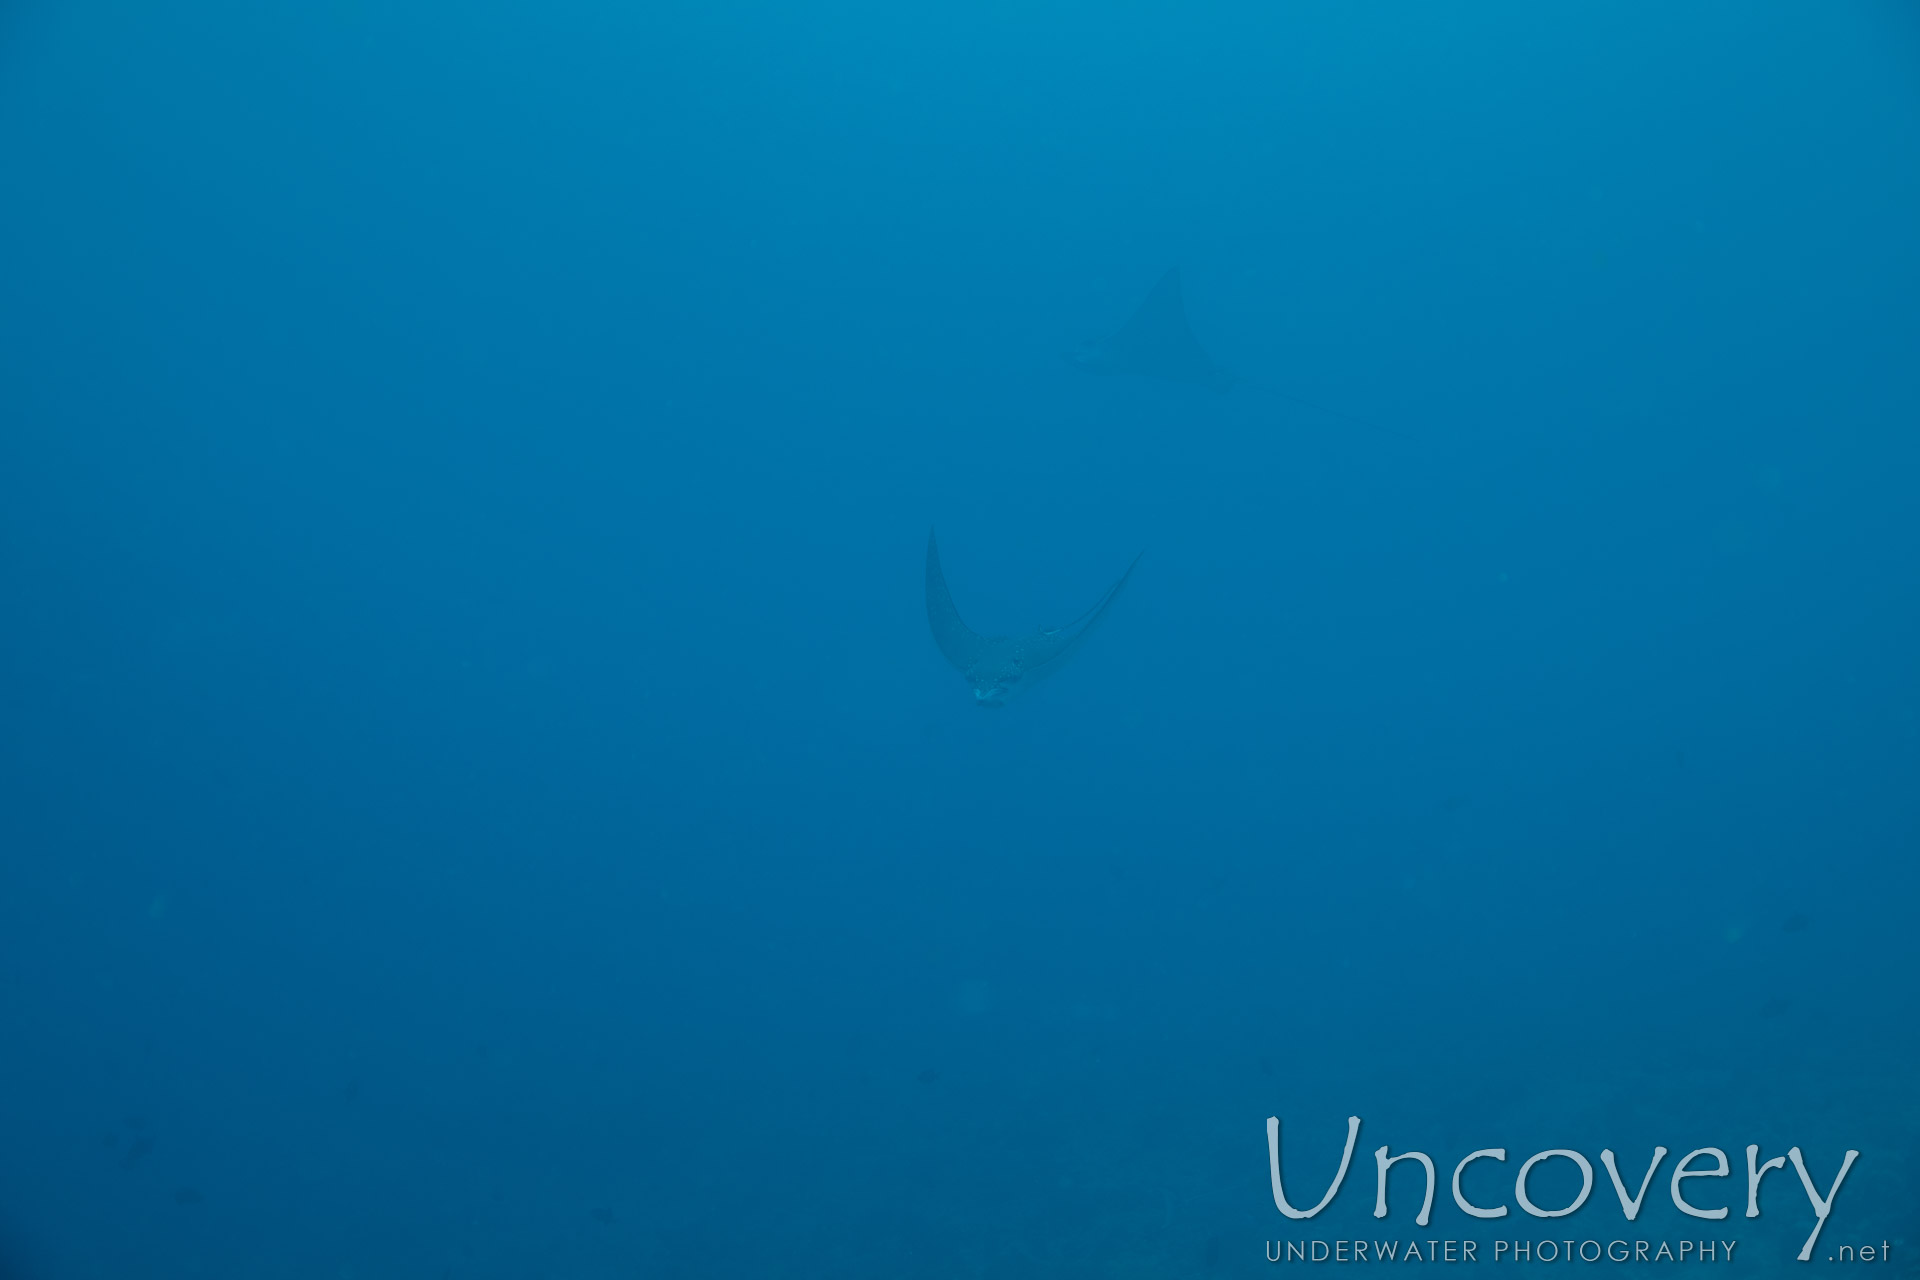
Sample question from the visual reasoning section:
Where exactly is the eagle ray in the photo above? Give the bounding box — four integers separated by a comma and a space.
925, 530, 1140, 708
1066, 267, 1235, 389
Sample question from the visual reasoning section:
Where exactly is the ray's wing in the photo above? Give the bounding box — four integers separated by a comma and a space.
1105, 268, 1217, 379
1108, 268, 1190, 352
925, 529, 990, 673
1016, 552, 1143, 682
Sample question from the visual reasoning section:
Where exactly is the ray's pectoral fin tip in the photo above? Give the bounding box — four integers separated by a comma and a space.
925, 530, 1139, 708
1068, 267, 1232, 389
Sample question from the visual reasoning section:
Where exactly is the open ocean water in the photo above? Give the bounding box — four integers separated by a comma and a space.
1, 2, 1917, 1277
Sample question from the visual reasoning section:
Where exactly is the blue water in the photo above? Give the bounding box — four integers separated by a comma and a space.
2, 2, 1917, 1277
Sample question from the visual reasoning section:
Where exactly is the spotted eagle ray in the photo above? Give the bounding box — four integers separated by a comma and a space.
1066, 267, 1235, 389
925, 530, 1140, 708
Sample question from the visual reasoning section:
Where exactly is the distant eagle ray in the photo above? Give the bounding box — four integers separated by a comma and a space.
925, 530, 1140, 708
1067, 266, 1236, 389
1069, 266, 1412, 440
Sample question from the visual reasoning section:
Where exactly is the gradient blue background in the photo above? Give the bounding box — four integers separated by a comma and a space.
1, 2, 1917, 1276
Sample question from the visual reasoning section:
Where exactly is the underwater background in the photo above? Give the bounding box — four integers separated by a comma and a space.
2, 1, 1917, 1276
